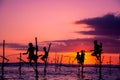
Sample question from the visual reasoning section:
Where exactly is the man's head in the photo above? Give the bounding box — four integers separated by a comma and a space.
43, 47, 46, 51
94, 40, 97, 44
29, 43, 33, 47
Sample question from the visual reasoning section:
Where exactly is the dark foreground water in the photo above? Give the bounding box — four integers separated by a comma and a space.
0, 63, 120, 80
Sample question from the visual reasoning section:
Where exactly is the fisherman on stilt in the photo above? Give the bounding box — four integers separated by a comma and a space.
41, 43, 51, 76
73, 50, 85, 65
23, 43, 38, 66
91, 40, 103, 80
80, 50, 85, 65
73, 50, 85, 78
91, 40, 102, 60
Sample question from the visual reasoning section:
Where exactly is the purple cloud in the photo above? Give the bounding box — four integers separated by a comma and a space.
75, 13, 120, 39
48, 37, 120, 53
0, 37, 120, 53
0, 43, 27, 50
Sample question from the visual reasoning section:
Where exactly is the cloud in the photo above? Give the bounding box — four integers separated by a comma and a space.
48, 38, 92, 52
49, 37, 120, 53
75, 13, 120, 39
0, 37, 120, 53
0, 43, 27, 50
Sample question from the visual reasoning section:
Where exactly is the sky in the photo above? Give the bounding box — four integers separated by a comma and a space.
0, 0, 120, 64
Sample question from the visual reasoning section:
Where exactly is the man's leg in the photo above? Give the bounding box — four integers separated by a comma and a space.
41, 56, 45, 62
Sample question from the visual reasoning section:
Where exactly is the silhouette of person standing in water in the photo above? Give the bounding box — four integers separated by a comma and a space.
91, 40, 102, 60
23, 43, 37, 64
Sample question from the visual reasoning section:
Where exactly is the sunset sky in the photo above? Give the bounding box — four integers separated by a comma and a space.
0, 0, 120, 64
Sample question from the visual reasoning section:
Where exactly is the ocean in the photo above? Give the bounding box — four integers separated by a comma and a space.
0, 63, 120, 80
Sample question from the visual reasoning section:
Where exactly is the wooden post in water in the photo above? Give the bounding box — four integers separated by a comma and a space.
81, 63, 84, 78
35, 37, 39, 80
99, 53, 102, 80
59, 55, 63, 71
69, 56, 71, 65
95, 59, 99, 73
78, 63, 80, 76
118, 54, 120, 70
54, 52, 57, 72
44, 60, 47, 76
98, 42, 102, 80
1, 40, 5, 79
109, 56, 112, 75
19, 53, 22, 78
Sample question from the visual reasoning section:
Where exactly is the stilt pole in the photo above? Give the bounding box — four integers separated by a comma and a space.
81, 64, 84, 78
59, 55, 63, 71
109, 56, 112, 75
2, 40, 5, 79
44, 60, 47, 76
19, 53, 22, 78
35, 37, 38, 80
99, 53, 102, 80
44, 43, 51, 76
78, 63, 80, 76
118, 54, 120, 70
54, 52, 57, 71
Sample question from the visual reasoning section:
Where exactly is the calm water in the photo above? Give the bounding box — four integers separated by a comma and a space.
0, 64, 120, 80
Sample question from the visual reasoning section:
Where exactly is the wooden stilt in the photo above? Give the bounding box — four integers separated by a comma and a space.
19, 53, 22, 78
59, 55, 63, 71
95, 59, 99, 74
81, 64, 84, 78
69, 56, 71, 65
35, 37, 38, 80
44, 43, 51, 77
44, 60, 47, 76
99, 53, 102, 80
54, 52, 57, 72
1, 40, 5, 79
78, 63, 80, 76
118, 54, 120, 70
109, 56, 112, 75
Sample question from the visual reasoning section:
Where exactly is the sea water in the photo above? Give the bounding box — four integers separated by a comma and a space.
0, 64, 120, 80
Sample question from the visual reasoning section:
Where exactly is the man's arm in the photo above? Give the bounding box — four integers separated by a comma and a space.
23, 49, 28, 55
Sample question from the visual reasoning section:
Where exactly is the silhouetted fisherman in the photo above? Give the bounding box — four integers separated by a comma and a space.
41, 47, 48, 62
41, 43, 51, 76
73, 51, 85, 65
80, 50, 85, 78
80, 50, 85, 65
23, 43, 38, 65
41, 43, 51, 62
91, 40, 103, 80
72, 52, 81, 64
91, 40, 102, 60
73, 52, 81, 76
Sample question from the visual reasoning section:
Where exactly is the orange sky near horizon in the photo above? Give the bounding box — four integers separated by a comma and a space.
0, 47, 119, 65
0, 0, 120, 64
